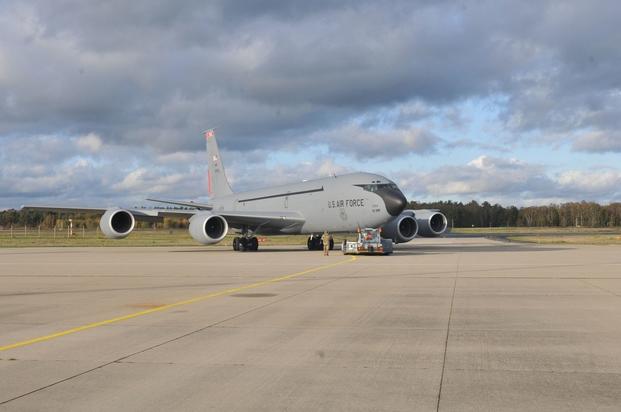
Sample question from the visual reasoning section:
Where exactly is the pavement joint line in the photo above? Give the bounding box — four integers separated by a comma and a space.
0, 256, 357, 352
579, 279, 621, 298
436, 251, 460, 412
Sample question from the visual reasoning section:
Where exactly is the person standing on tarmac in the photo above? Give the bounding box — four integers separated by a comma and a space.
321, 230, 331, 256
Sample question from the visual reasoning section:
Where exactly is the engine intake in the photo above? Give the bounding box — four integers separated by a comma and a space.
382, 211, 419, 243
99, 209, 135, 239
189, 213, 228, 245
414, 209, 448, 237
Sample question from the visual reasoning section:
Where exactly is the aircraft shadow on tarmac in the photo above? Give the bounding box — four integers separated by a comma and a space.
169, 247, 309, 253
169, 242, 569, 254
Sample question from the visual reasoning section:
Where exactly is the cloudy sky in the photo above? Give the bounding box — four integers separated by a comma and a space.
1, 0, 620, 209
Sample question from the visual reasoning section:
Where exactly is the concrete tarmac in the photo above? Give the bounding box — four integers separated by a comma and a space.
1, 237, 620, 411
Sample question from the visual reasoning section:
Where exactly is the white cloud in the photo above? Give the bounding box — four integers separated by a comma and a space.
75, 132, 103, 153
556, 169, 621, 195
113, 168, 148, 191
572, 131, 621, 153
317, 158, 348, 177
398, 155, 621, 205
113, 167, 196, 196
421, 155, 547, 197
318, 124, 440, 159
0, 136, 205, 208
156, 151, 202, 164
226, 156, 352, 192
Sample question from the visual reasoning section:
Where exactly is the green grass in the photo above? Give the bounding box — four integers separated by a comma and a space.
507, 235, 621, 245
452, 226, 621, 234
5, 226, 621, 247
452, 226, 621, 245
0, 229, 357, 248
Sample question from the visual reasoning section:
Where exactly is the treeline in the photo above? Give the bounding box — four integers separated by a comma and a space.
0, 209, 188, 230
1, 201, 621, 229
409, 200, 621, 228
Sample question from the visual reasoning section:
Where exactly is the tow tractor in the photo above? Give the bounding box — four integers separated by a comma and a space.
342, 228, 393, 255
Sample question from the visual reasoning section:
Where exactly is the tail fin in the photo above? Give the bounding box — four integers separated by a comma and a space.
204, 129, 233, 198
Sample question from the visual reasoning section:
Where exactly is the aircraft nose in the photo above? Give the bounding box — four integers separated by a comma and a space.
379, 187, 407, 216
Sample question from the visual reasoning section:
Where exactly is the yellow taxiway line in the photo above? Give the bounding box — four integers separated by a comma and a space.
0, 256, 357, 352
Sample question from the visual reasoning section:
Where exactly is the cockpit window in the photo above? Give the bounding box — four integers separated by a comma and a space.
357, 183, 399, 193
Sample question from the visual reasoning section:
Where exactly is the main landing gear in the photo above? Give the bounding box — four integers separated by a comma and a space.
307, 234, 334, 251
232, 236, 259, 252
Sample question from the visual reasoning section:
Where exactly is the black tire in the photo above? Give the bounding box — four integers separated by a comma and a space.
250, 237, 259, 251
233, 237, 239, 251
308, 236, 319, 250
239, 239, 246, 252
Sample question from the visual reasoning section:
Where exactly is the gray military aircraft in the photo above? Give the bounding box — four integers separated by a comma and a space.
23, 130, 448, 251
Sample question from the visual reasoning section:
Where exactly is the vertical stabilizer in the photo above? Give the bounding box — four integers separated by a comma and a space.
204, 129, 233, 198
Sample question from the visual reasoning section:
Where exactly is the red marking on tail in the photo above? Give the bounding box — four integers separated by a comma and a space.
204, 129, 215, 139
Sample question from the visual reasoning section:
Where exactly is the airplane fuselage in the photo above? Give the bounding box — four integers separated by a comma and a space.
210, 172, 406, 234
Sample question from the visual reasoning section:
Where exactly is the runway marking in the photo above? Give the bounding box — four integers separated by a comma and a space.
0, 256, 357, 352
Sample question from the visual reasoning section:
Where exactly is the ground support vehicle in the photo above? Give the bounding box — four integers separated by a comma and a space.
342, 228, 393, 255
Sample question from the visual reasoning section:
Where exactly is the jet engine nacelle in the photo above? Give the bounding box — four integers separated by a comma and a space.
99, 208, 135, 239
189, 212, 228, 245
382, 210, 419, 244
414, 209, 448, 237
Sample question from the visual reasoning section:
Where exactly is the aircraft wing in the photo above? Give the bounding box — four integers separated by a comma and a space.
21, 205, 110, 214
20, 205, 196, 221
142, 201, 306, 231
21, 205, 304, 232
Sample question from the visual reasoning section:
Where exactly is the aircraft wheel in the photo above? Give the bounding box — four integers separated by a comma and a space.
250, 237, 259, 251
307, 235, 323, 250
238, 239, 246, 252
233, 237, 239, 251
